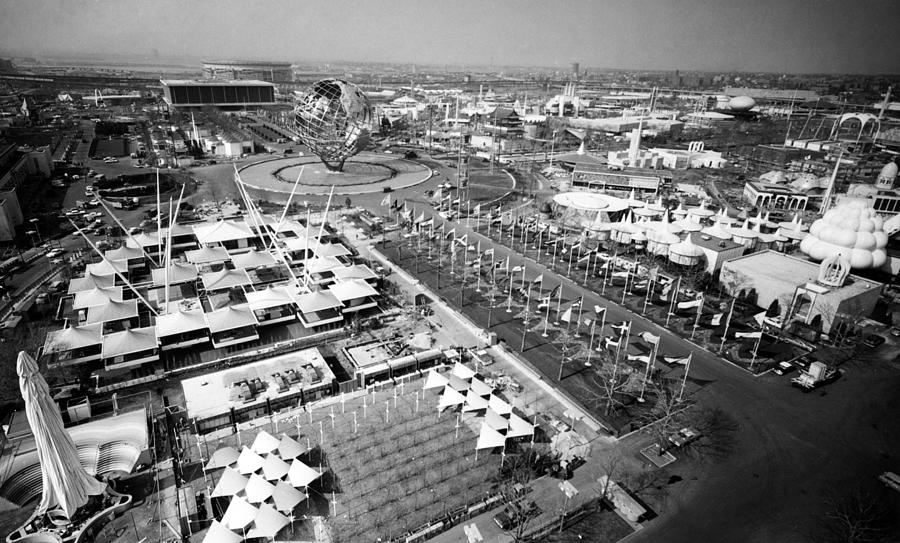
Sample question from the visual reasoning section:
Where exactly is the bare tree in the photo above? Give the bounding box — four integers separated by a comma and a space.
633, 379, 696, 454
819, 489, 894, 543
581, 357, 632, 416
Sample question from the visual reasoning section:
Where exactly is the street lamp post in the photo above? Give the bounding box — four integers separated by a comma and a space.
29, 218, 42, 243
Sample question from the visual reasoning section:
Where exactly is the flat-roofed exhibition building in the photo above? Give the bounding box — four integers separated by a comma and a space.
160, 79, 276, 108
202, 60, 293, 83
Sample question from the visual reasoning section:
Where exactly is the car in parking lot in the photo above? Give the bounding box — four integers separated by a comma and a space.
773, 361, 797, 376
45, 249, 64, 259
668, 427, 701, 448
862, 334, 886, 348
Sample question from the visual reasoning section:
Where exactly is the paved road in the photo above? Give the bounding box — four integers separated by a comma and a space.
383, 210, 900, 543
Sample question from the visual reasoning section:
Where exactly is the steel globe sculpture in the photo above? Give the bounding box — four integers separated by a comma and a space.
293, 79, 373, 172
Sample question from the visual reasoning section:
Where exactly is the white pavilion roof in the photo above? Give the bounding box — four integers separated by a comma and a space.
231, 249, 278, 270
151, 262, 199, 286
204, 304, 259, 333
72, 286, 123, 310
155, 308, 208, 338
245, 285, 297, 311
185, 246, 231, 264
43, 323, 103, 353
200, 268, 253, 291
101, 326, 157, 358
295, 290, 343, 313
193, 219, 254, 244
328, 279, 378, 302
68, 273, 115, 294
85, 299, 138, 325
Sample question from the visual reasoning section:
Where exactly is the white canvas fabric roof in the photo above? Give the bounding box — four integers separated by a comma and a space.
211, 467, 248, 498
295, 290, 343, 313
205, 305, 259, 333
185, 246, 231, 264
159, 223, 194, 238
151, 262, 199, 286
262, 454, 290, 482
284, 236, 314, 252
332, 264, 377, 282
86, 259, 128, 276
245, 473, 275, 504
101, 326, 157, 358
104, 245, 144, 262
452, 362, 476, 380
193, 220, 254, 244
251, 430, 280, 455
155, 309, 208, 338
423, 370, 449, 390
305, 256, 344, 274
488, 395, 512, 416
277, 434, 305, 460
221, 496, 258, 530
287, 459, 321, 488
328, 279, 378, 302
68, 273, 115, 294
205, 446, 240, 471
469, 378, 492, 397
231, 249, 278, 270
462, 391, 489, 412
315, 243, 351, 258
246, 285, 297, 311
86, 299, 138, 325
485, 408, 509, 432
246, 502, 290, 539
476, 424, 507, 450
125, 232, 160, 248
43, 323, 103, 353
237, 447, 266, 475
447, 374, 470, 393
438, 386, 467, 409
272, 480, 306, 513
201, 268, 253, 291
202, 520, 242, 543
507, 413, 535, 439
73, 286, 123, 310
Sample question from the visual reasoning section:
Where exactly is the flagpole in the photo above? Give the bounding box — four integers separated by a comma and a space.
487, 265, 495, 328
621, 267, 630, 305
542, 283, 551, 337
574, 298, 584, 336
602, 260, 609, 295
554, 284, 563, 325
596, 309, 606, 351
593, 252, 601, 277
583, 253, 590, 286
642, 273, 654, 315
691, 293, 704, 340
475, 252, 483, 293
520, 285, 531, 351
567, 245, 575, 276
637, 340, 658, 403
506, 266, 514, 313
666, 275, 681, 327
677, 353, 693, 401
719, 297, 736, 354
751, 331, 763, 368
588, 317, 597, 353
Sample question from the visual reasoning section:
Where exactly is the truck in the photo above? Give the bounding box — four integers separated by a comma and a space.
105, 197, 140, 210
791, 361, 839, 390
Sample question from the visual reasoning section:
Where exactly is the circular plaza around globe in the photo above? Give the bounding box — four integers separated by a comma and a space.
552, 191, 630, 213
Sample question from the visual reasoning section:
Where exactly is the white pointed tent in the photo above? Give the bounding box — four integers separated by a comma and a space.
287, 459, 321, 488
237, 447, 266, 475
202, 520, 243, 543
469, 378, 492, 397
451, 362, 476, 380
262, 454, 290, 482
277, 434, 305, 460
506, 413, 536, 439
211, 467, 249, 498
462, 391, 489, 412
206, 447, 240, 470
488, 395, 512, 416
17, 351, 106, 520
272, 480, 306, 513
438, 387, 467, 409
246, 502, 290, 539
221, 496, 258, 531
250, 430, 280, 455
423, 370, 449, 390
484, 409, 509, 432
476, 424, 507, 450
244, 474, 275, 504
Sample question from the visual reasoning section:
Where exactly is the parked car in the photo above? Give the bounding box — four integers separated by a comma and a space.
773, 361, 797, 376
35, 293, 49, 305
668, 427, 701, 448
862, 334, 886, 348
890, 327, 900, 337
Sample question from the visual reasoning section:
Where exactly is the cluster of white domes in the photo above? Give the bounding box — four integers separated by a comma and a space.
799, 201, 888, 269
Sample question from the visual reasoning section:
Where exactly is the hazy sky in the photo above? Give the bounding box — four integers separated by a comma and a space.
1, 0, 898, 73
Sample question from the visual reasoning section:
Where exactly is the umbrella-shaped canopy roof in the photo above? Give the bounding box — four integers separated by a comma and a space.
17, 351, 106, 519
73, 286, 123, 310
438, 386, 467, 409
237, 447, 266, 474
86, 259, 128, 277
729, 219, 759, 240
328, 278, 378, 302
295, 290, 343, 313
646, 197, 667, 213
423, 370, 449, 390
488, 395, 512, 416
85, 299, 138, 325
245, 473, 275, 504
469, 378, 492, 397
245, 285, 296, 311
315, 243, 352, 258
205, 446, 240, 471
476, 424, 507, 450
155, 308, 208, 338
251, 430, 280, 455
633, 206, 660, 218
271, 480, 306, 513
447, 374, 470, 393
104, 245, 145, 262
485, 408, 509, 432
646, 229, 680, 245
776, 227, 807, 241
125, 232, 160, 249
101, 326, 157, 359
202, 520, 243, 543
277, 434, 305, 460
671, 202, 688, 218
687, 201, 715, 218
221, 496, 258, 530
287, 459, 321, 488
262, 454, 291, 482
201, 268, 253, 291
193, 219, 254, 244
305, 256, 344, 274
185, 246, 231, 265
625, 189, 645, 208
332, 264, 378, 282
507, 413, 535, 439
43, 324, 103, 354
151, 262, 199, 286
231, 249, 278, 270
462, 391, 489, 412
246, 502, 290, 539
211, 467, 248, 498
205, 305, 259, 333
646, 210, 683, 235
451, 362, 476, 381
68, 273, 115, 294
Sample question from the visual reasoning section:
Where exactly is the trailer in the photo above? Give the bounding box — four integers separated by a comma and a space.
791, 361, 839, 390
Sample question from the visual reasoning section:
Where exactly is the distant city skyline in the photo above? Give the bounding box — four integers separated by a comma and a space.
1, 0, 898, 74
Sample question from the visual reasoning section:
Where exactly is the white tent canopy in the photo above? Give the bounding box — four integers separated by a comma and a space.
446, 374, 470, 392
262, 454, 290, 482
476, 424, 507, 450
488, 395, 512, 416
43, 324, 103, 354
250, 430, 280, 455
271, 480, 306, 513
244, 473, 275, 504
423, 370, 449, 390
438, 387, 467, 409
287, 459, 321, 488
211, 467, 248, 498
277, 434, 305, 460
155, 309, 208, 338
205, 446, 240, 471
202, 520, 243, 543
485, 408, 509, 432
72, 286, 123, 310
469, 378, 492, 397
451, 362, 476, 380
236, 447, 266, 475
246, 502, 290, 539
462, 391, 489, 412
221, 496, 258, 531
507, 413, 535, 439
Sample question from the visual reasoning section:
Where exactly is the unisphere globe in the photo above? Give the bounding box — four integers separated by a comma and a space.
294, 79, 372, 171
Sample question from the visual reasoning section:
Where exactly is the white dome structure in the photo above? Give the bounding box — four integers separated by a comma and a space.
730, 219, 760, 249
790, 173, 821, 191
669, 235, 705, 266
701, 222, 733, 240
760, 171, 787, 184
799, 200, 888, 269
729, 96, 756, 111
646, 229, 680, 255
